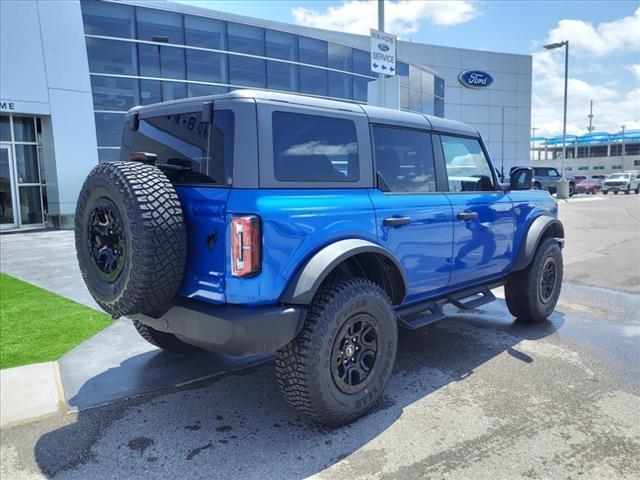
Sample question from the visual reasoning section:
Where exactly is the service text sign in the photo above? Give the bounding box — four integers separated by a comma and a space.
370, 29, 396, 76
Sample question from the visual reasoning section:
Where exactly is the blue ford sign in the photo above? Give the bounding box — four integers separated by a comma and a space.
458, 70, 493, 89
377, 43, 390, 52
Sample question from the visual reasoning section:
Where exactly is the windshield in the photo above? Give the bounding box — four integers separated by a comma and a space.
607, 174, 628, 179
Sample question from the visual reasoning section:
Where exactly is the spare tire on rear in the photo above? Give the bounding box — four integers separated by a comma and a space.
75, 161, 186, 318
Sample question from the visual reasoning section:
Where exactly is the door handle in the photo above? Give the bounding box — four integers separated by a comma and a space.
383, 216, 411, 227
457, 211, 478, 221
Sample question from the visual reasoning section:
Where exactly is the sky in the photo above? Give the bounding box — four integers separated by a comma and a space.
175, 0, 640, 137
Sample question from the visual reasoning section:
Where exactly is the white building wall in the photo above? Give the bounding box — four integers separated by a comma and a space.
399, 42, 532, 176
0, 0, 98, 228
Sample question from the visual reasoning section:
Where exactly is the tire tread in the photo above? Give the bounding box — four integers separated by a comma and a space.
275, 278, 395, 425
505, 237, 562, 322
75, 161, 186, 317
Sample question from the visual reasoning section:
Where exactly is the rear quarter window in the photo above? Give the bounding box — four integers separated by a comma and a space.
272, 111, 359, 182
123, 110, 234, 185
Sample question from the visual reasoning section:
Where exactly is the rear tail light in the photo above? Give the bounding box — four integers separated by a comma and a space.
231, 215, 261, 277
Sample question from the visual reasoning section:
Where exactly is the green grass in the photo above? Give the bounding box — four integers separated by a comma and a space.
0, 273, 111, 369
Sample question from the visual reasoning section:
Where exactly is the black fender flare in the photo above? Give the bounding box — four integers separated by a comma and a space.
280, 239, 408, 305
512, 215, 564, 272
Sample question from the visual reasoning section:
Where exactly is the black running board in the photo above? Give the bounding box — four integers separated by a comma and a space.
396, 281, 503, 330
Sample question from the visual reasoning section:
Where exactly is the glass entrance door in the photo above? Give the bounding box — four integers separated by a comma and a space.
0, 115, 46, 228
0, 146, 18, 228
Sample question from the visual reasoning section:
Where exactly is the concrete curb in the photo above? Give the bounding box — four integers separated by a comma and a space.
0, 361, 68, 429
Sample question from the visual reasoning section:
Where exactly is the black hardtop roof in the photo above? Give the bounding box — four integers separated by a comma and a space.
129, 89, 479, 137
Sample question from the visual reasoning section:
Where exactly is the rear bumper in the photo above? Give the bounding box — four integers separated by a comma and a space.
131, 300, 305, 356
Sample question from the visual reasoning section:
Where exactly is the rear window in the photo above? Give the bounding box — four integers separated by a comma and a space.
272, 111, 359, 182
125, 110, 234, 185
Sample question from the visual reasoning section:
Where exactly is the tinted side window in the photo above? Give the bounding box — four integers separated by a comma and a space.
372, 126, 436, 193
272, 112, 358, 182
124, 110, 234, 185
441, 136, 495, 192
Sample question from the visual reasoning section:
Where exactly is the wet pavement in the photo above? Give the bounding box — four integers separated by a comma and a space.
1, 286, 638, 480
1, 194, 638, 479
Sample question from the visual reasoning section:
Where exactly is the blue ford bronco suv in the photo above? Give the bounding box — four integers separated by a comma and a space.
76, 90, 564, 425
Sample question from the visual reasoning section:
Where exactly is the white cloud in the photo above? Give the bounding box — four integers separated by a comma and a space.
626, 64, 640, 81
291, 0, 480, 36
545, 7, 640, 56
531, 51, 640, 136
532, 8, 640, 137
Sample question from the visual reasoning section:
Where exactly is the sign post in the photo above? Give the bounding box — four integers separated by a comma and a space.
370, 29, 396, 77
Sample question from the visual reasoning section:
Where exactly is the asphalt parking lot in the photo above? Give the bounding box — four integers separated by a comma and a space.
1, 194, 639, 480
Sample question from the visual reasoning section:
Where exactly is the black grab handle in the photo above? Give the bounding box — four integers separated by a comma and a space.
383, 216, 411, 227
457, 211, 478, 221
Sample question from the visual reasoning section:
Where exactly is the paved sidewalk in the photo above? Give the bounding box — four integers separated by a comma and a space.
0, 230, 98, 309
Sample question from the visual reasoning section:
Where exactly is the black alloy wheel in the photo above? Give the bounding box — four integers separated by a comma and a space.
539, 256, 557, 304
88, 198, 126, 282
331, 314, 380, 394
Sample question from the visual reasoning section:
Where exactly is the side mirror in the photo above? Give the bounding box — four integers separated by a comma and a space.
510, 167, 534, 191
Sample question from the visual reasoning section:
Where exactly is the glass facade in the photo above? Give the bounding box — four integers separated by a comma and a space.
80, 0, 444, 157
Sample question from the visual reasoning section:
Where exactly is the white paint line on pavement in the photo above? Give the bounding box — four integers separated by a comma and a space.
0, 362, 66, 428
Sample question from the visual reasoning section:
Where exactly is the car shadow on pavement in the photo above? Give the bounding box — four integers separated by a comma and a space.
33, 305, 564, 479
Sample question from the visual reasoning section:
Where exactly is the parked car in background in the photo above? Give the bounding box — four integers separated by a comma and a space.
527, 167, 576, 196
602, 173, 639, 195
575, 178, 602, 194
573, 175, 587, 184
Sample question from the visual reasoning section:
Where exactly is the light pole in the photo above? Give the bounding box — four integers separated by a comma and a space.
378, 0, 384, 80
544, 40, 570, 198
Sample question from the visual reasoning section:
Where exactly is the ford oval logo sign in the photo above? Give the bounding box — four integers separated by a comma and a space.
458, 70, 493, 89
377, 43, 390, 52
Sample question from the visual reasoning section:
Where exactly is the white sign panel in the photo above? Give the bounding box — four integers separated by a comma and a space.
370, 29, 396, 76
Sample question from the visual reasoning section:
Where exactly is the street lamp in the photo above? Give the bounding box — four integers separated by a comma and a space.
544, 40, 570, 198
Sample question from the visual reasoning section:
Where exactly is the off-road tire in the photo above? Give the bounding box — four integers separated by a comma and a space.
603, 190, 608, 195
614, 191, 619, 195
75, 161, 186, 318
276, 278, 398, 426
505, 237, 563, 323
569, 183, 576, 197
635, 186, 640, 194
625, 186, 630, 194
133, 320, 199, 353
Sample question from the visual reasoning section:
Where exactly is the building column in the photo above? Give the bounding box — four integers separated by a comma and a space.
37, 0, 98, 228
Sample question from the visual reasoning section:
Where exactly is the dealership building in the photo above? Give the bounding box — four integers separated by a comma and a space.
531, 130, 640, 176
1, 0, 532, 229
